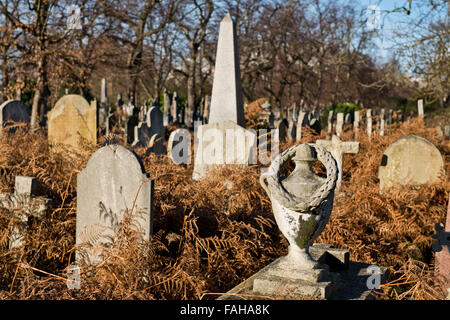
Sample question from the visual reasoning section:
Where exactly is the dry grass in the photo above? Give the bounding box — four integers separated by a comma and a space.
0, 118, 448, 300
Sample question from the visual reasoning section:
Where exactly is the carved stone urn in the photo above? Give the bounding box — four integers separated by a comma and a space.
260, 143, 338, 273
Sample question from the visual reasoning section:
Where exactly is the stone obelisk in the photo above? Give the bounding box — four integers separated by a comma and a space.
208, 13, 245, 127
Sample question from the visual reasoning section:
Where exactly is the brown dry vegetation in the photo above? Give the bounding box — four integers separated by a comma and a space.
0, 118, 448, 300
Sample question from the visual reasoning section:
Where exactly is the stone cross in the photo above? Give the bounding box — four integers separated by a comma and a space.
418, 99, 424, 117
76, 144, 154, 265
366, 109, 372, 139
316, 135, 360, 191
336, 113, 344, 137
378, 135, 445, 191
168, 128, 191, 165
208, 13, 245, 127
0, 176, 50, 249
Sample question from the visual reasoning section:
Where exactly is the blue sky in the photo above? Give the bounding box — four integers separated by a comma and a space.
355, 0, 448, 66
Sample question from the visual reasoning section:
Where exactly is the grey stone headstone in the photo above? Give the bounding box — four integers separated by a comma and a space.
417, 99, 424, 117
336, 113, 344, 137
378, 135, 445, 191
208, 14, 245, 127
147, 106, 165, 142
76, 144, 154, 265
366, 109, 372, 139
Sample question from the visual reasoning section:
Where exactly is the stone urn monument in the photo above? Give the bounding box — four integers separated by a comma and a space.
256, 143, 339, 297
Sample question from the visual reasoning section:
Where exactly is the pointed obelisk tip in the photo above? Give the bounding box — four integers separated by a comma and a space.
222, 12, 232, 23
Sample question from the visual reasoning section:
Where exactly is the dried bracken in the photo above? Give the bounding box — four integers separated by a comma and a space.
0, 118, 448, 300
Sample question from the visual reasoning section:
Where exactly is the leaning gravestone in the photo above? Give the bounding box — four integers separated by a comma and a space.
48, 95, 97, 151
76, 144, 154, 265
378, 135, 445, 191
0, 100, 30, 136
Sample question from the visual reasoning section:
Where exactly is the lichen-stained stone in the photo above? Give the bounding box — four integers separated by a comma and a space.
48, 94, 97, 152
378, 135, 445, 191
76, 144, 153, 265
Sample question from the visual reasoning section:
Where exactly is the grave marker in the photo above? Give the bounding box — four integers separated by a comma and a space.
76, 144, 154, 265
316, 135, 360, 191
378, 135, 445, 191
48, 95, 97, 151
168, 129, 191, 165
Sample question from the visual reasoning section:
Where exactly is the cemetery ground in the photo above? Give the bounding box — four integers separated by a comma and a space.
0, 115, 448, 300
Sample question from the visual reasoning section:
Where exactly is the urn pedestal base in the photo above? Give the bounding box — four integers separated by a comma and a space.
217, 243, 388, 300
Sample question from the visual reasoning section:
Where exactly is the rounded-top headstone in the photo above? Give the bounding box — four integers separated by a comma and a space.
76, 144, 153, 264
0, 99, 30, 126
378, 135, 445, 191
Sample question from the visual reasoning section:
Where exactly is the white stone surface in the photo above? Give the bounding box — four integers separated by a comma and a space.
208, 14, 245, 127
76, 144, 153, 265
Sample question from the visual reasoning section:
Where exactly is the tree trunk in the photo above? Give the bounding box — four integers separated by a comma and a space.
186, 49, 197, 128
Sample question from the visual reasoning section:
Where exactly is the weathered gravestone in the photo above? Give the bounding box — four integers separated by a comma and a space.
48, 95, 97, 151
0, 100, 30, 136
132, 106, 165, 153
354, 111, 360, 137
192, 14, 256, 180
316, 135, 360, 191
378, 135, 445, 191
76, 144, 154, 265
168, 129, 191, 165
366, 109, 372, 139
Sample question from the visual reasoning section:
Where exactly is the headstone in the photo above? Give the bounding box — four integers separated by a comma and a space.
444, 125, 450, 139
336, 113, 344, 137
0, 100, 30, 135
344, 113, 351, 124
208, 14, 245, 127
435, 197, 450, 298
76, 144, 154, 265
192, 120, 256, 180
168, 129, 191, 165
47, 95, 97, 151
132, 106, 165, 149
0, 176, 50, 249
268, 112, 275, 129
380, 108, 385, 136
418, 99, 424, 117
378, 135, 445, 191
366, 109, 372, 139
145, 134, 166, 155
316, 135, 360, 191
126, 108, 139, 145
296, 111, 307, 141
